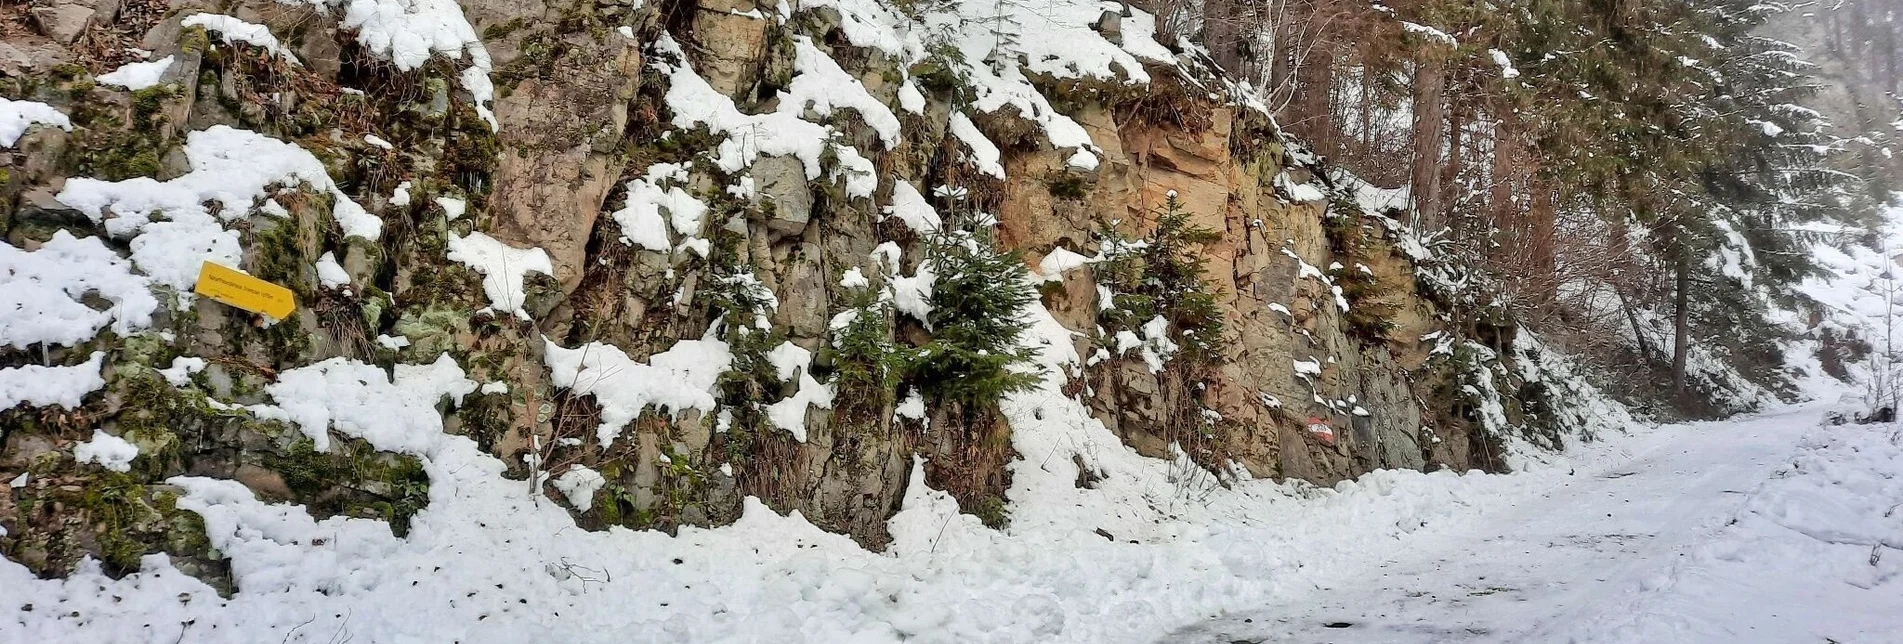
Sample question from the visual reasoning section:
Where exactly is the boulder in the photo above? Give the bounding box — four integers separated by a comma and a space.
30, 4, 94, 45
691, 0, 769, 98
753, 155, 813, 236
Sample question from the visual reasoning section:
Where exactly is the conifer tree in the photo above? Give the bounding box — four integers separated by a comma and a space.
907, 220, 1040, 408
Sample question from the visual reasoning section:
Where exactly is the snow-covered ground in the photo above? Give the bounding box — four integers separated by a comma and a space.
11, 367, 1900, 644
18, 201, 1894, 643
5, 0, 1900, 638
1170, 404, 1903, 643
7, 215, 1900, 644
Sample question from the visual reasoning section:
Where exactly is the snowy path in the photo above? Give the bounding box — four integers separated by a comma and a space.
1165, 405, 1903, 644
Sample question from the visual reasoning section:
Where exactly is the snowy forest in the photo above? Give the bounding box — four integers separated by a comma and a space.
1194, 0, 1902, 410
3, 0, 1903, 640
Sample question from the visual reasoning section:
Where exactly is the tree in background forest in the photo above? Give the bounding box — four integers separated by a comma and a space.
1139, 0, 1888, 411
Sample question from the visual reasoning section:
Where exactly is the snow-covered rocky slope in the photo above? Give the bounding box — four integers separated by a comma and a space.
4, 0, 1879, 641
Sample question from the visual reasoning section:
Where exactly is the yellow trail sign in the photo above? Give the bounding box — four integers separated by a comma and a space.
194, 262, 297, 320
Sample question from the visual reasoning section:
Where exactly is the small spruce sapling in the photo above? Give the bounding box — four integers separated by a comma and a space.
906, 189, 1041, 407
701, 230, 788, 449
830, 283, 905, 426
1095, 191, 1228, 367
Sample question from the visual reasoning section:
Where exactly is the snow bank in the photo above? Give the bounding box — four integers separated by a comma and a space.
1501, 332, 1636, 464
0, 4, 1696, 642
1562, 422, 1903, 642
0, 295, 1667, 644
0, 98, 71, 147
1790, 204, 1903, 400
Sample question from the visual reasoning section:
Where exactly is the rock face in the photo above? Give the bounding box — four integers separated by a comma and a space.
485, 32, 644, 293
0, 0, 1595, 577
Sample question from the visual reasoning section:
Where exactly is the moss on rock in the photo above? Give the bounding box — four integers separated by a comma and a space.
260, 436, 432, 536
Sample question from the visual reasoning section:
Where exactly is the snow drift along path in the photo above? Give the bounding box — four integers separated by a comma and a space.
7, 341, 1891, 644
1166, 404, 1903, 644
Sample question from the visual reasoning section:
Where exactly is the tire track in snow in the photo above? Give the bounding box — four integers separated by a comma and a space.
1161, 406, 1822, 644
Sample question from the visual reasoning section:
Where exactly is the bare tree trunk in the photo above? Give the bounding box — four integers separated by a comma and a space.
1849, 3, 1868, 78
1410, 57, 1447, 230
1527, 178, 1557, 305
1358, 61, 1375, 152
1265, 7, 1293, 107
1885, 23, 1899, 93
1489, 111, 1516, 248
1442, 84, 1468, 239
1671, 243, 1692, 401
1294, 46, 1335, 153
1204, 0, 1242, 72
1618, 290, 1655, 362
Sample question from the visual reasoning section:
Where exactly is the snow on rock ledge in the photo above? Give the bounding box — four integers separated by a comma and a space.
0, 231, 158, 349
56, 125, 379, 289
652, 34, 877, 198
0, 351, 106, 409
250, 354, 477, 453
74, 430, 140, 473
544, 336, 731, 448
445, 231, 554, 319
552, 465, 607, 511
882, 181, 942, 233
609, 162, 706, 252
0, 97, 71, 147
794, 0, 1172, 168
764, 342, 835, 442
97, 56, 174, 90
278, 0, 499, 128
182, 14, 301, 64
